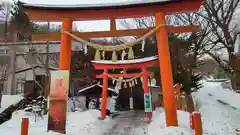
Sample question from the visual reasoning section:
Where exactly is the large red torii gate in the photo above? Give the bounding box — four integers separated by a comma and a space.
22, 0, 203, 133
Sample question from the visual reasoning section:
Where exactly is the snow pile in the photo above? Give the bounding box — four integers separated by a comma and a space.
148, 108, 194, 135
67, 109, 100, 129
37, 131, 62, 135
0, 95, 23, 113
0, 109, 107, 135
151, 127, 193, 135
192, 81, 240, 135
0, 110, 48, 135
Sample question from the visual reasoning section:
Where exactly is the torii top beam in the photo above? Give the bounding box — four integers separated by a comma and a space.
91, 56, 158, 70
21, 0, 203, 22
91, 56, 158, 78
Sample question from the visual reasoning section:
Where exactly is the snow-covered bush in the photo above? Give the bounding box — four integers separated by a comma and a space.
23, 96, 45, 122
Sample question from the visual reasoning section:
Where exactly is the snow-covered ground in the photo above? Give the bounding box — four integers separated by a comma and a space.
192, 81, 240, 135
0, 81, 240, 135
149, 108, 194, 135
0, 109, 114, 135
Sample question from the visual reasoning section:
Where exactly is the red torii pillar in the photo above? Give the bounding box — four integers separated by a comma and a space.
156, 12, 178, 126
101, 68, 108, 119
142, 68, 153, 121
58, 18, 72, 134
60, 18, 72, 70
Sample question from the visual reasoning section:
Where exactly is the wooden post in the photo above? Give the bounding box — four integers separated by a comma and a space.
143, 68, 149, 94
176, 83, 181, 109
193, 112, 202, 135
155, 12, 178, 127
190, 113, 195, 130
142, 68, 152, 121
110, 17, 117, 32
101, 68, 108, 119
21, 118, 29, 135
53, 18, 72, 134
59, 18, 72, 70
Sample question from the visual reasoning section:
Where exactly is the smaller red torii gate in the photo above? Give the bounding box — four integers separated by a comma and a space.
91, 56, 158, 120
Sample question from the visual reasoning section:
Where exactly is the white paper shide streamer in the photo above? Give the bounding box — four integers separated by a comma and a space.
121, 50, 127, 60
84, 45, 88, 54
141, 40, 146, 52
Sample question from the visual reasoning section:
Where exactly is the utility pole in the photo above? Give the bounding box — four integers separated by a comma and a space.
3, 4, 17, 95
45, 22, 50, 95
7, 34, 17, 95
44, 22, 50, 114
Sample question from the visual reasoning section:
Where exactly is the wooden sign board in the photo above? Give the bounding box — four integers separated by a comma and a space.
48, 70, 69, 134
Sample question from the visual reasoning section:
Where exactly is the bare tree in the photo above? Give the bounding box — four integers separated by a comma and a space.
0, 65, 9, 108
48, 52, 59, 68
161, 0, 240, 90
0, 1, 11, 38
194, 0, 240, 90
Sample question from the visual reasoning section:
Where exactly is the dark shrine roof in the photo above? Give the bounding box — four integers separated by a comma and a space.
21, 0, 182, 10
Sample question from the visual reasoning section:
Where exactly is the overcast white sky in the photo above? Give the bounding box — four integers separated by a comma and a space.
1, 0, 141, 31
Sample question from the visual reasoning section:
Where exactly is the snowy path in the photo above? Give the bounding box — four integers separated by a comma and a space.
100, 111, 148, 135
193, 82, 240, 135
88, 111, 149, 135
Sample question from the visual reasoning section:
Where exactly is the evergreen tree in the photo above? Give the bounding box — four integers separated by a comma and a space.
9, 0, 38, 41
148, 34, 203, 112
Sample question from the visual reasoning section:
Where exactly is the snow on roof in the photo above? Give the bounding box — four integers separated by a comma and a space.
149, 85, 161, 88
91, 56, 158, 65
78, 84, 119, 94
15, 65, 57, 74
21, 0, 179, 9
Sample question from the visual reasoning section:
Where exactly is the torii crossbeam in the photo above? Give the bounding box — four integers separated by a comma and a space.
22, 0, 203, 134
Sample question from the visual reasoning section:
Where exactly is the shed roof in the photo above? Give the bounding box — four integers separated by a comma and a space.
15, 65, 57, 74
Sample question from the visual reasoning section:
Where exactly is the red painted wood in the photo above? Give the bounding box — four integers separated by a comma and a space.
92, 59, 157, 70
155, 12, 178, 126
96, 72, 153, 78
23, 0, 203, 21
21, 118, 29, 135
101, 68, 108, 119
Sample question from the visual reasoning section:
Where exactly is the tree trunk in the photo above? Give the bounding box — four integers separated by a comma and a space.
181, 69, 195, 113
231, 70, 240, 91
186, 94, 195, 113
0, 91, 2, 108
236, 71, 240, 92
229, 55, 240, 91
230, 72, 237, 90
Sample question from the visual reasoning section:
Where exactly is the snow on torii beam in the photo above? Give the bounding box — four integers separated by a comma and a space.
21, 0, 202, 21
22, 0, 202, 41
